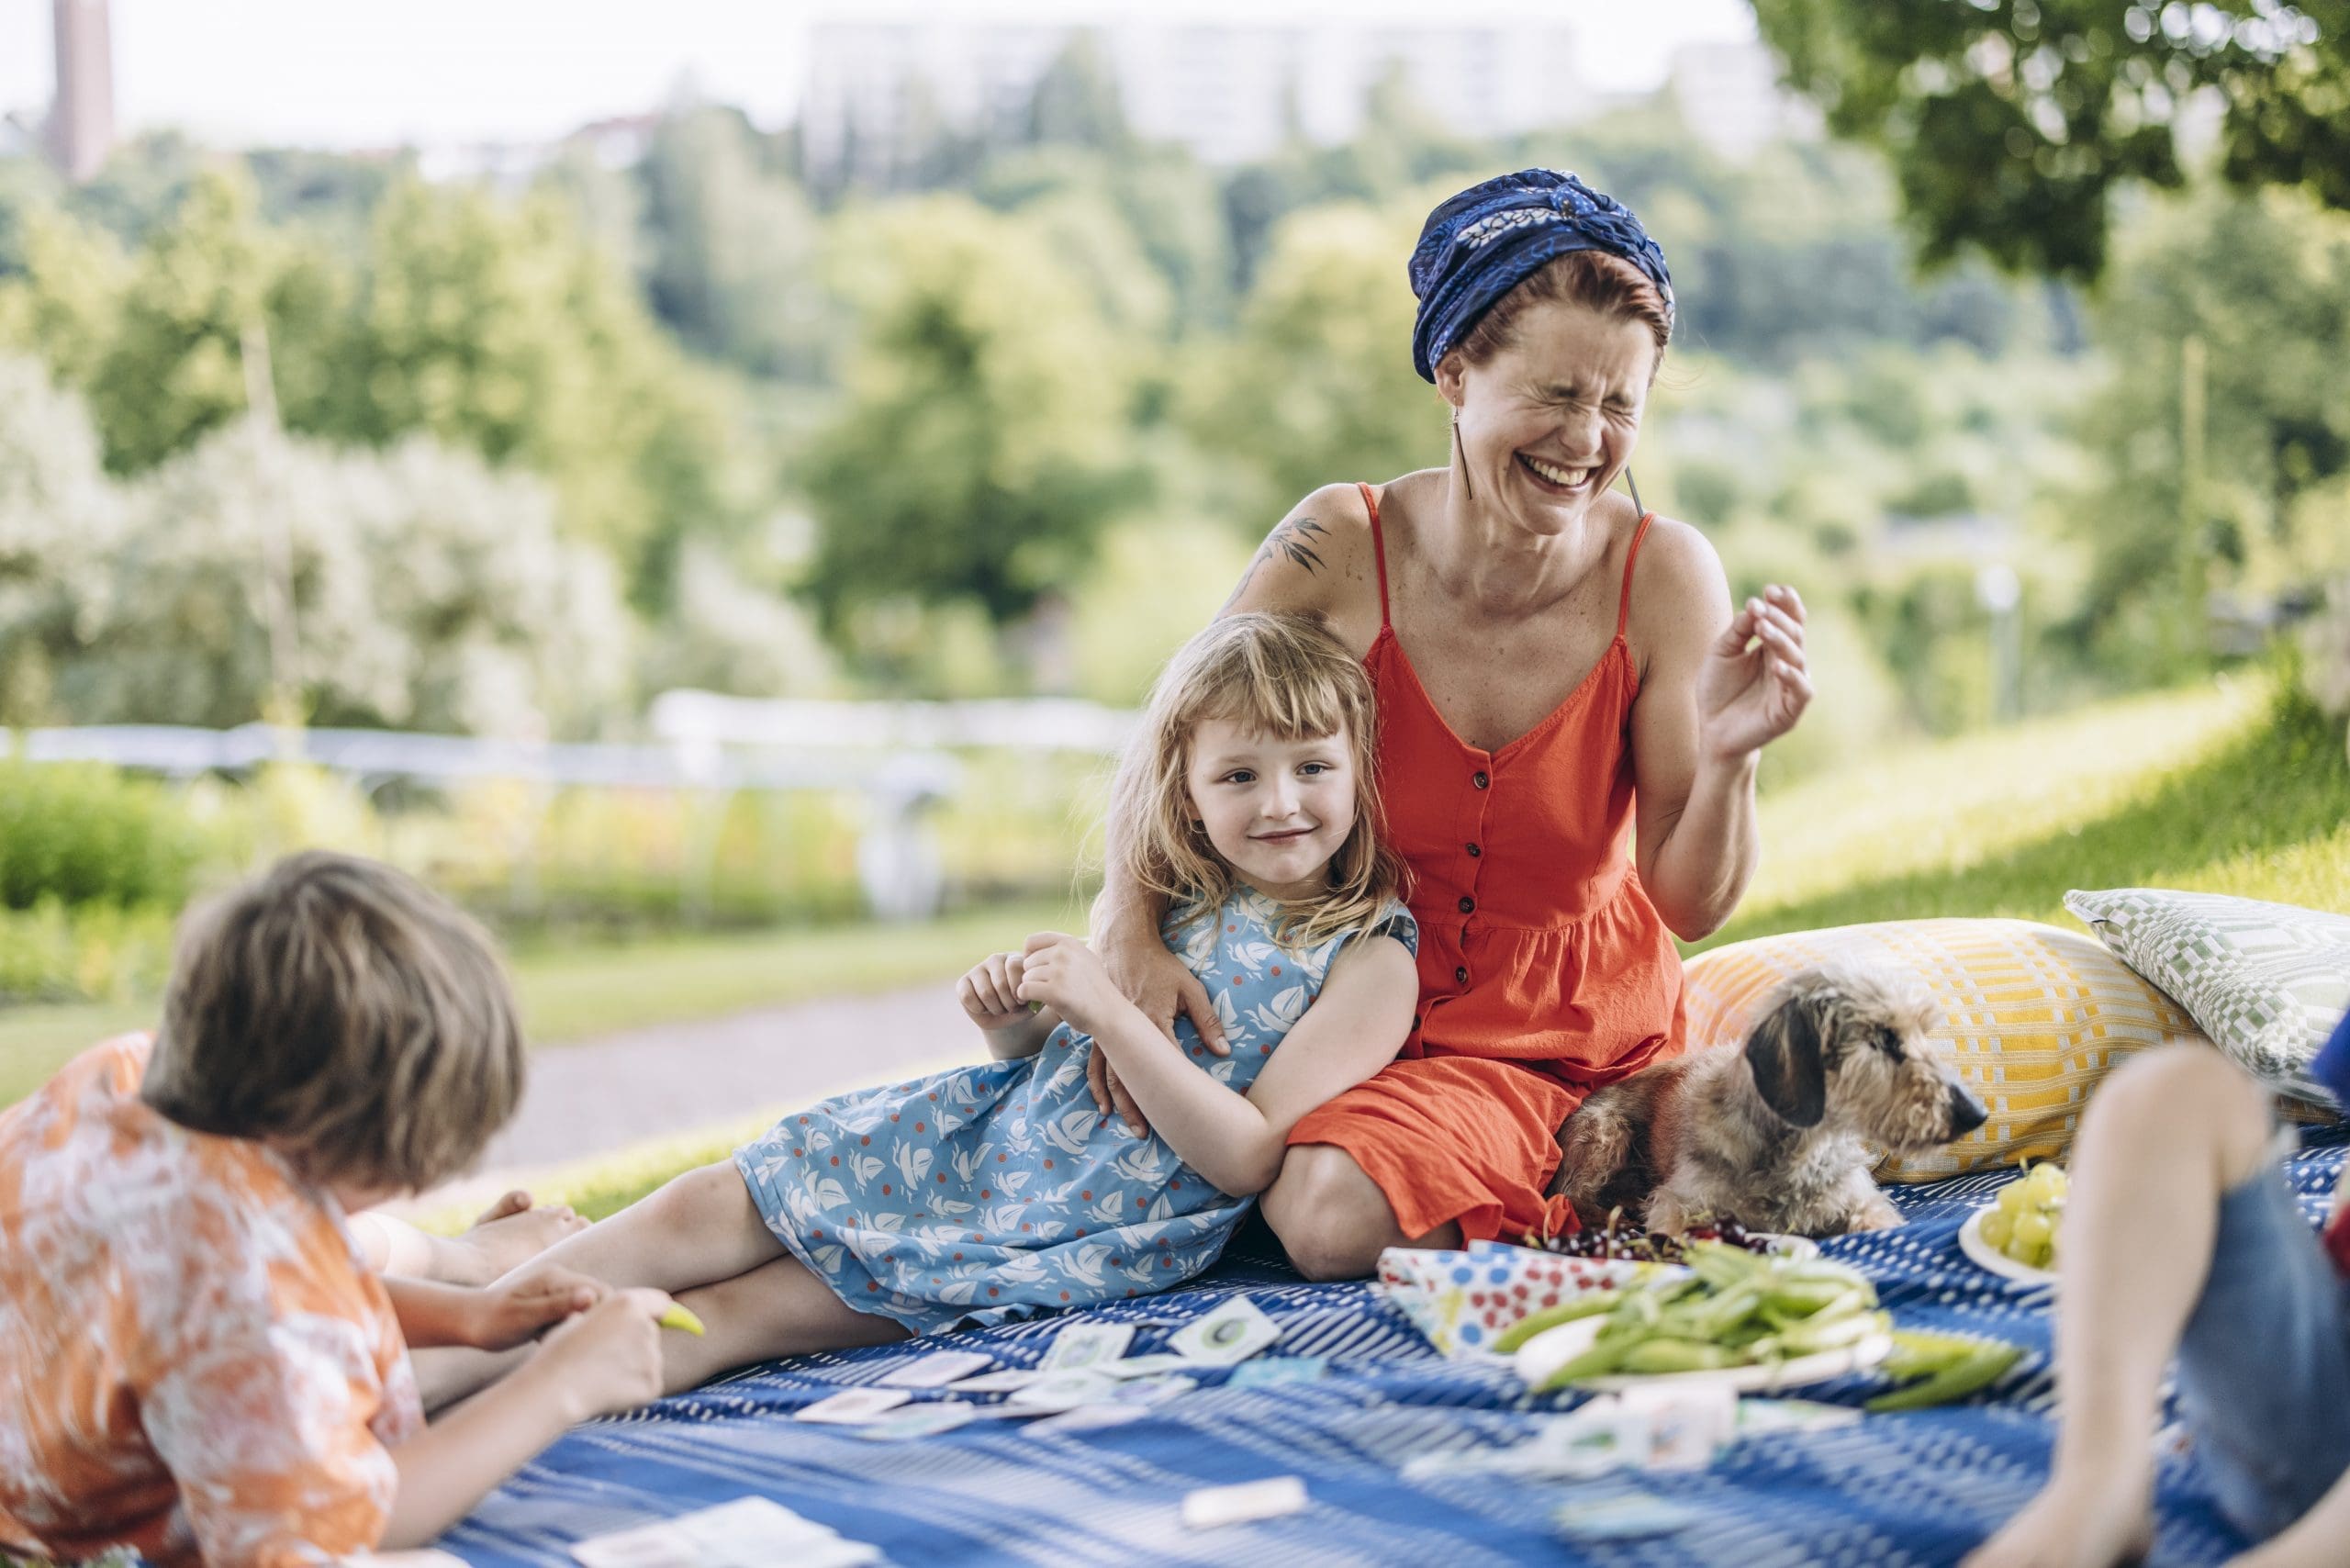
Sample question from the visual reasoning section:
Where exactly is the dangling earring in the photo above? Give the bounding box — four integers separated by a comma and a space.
1452, 410, 1474, 503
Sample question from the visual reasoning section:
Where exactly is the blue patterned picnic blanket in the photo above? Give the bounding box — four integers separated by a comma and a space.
441, 1131, 2349, 1567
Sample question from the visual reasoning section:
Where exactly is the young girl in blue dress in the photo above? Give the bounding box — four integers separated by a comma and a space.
440, 612, 1421, 1394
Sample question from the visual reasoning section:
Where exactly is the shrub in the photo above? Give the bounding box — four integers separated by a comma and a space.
0, 761, 203, 912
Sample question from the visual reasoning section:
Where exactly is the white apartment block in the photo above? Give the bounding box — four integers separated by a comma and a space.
800, 16, 1591, 181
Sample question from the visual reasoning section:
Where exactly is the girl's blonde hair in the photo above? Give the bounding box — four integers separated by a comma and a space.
1121, 611, 1404, 946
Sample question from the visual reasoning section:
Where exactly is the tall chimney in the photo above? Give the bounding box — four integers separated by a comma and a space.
48, 0, 115, 184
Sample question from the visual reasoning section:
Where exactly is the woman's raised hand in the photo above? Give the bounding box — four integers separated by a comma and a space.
1696, 583, 1813, 762
1090, 923, 1231, 1138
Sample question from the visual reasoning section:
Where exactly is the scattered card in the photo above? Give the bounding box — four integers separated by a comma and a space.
1024, 1403, 1148, 1436
1097, 1353, 1192, 1380
1110, 1372, 1197, 1406
1733, 1397, 1863, 1438
572, 1498, 869, 1568
792, 1388, 912, 1425
1552, 1492, 1700, 1543
851, 1402, 979, 1441
878, 1350, 995, 1389
1180, 1476, 1308, 1529
1169, 1296, 1281, 1366
1227, 1356, 1327, 1388
947, 1368, 1046, 1394
1040, 1322, 1136, 1371
1006, 1369, 1120, 1413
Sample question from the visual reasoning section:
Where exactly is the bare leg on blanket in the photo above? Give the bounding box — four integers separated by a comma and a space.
1259, 1143, 1460, 1282
409, 1160, 905, 1410
1964, 1045, 2274, 1568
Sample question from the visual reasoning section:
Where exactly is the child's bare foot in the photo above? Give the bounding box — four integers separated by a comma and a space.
1964, 1464, 2155, 1568
436, 1192, 588, 1285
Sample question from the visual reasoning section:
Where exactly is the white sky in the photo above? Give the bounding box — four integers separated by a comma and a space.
1, 0, 1759, 149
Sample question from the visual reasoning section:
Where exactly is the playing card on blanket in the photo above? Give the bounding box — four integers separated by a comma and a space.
878, 1350, 993, 1388
1169, 1294, 1279, 1365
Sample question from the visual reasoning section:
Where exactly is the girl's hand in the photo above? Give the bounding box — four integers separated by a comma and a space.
1696, 584, 1813, 762
1017, 933, 1125, 1039
532, 1287, 676, 1423
957, 952, 1033, 1032
464, 1268, 604, 1351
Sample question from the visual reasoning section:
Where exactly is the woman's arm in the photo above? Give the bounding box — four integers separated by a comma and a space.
1019, 931, 1418, 1197
1625, 522, 1811, 941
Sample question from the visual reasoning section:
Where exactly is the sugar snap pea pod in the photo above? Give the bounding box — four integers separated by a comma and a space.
1493, 1290, 1622, 1353
1686, 1240, 1763, 1293
1687, 1280, 1766, 1341
1535, 1334, 1639, 1391
1865, 1341, 2022, 1412
1882, 1330, 1981, 1381
1620, 1338, 1740, 1374
1761, 1277, 1855, 1316
1777, 1308, 1889, 1357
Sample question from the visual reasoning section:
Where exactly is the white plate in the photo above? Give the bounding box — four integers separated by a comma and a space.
1958, 1204, 2059, 1288
1516, 1315, 1892, 1394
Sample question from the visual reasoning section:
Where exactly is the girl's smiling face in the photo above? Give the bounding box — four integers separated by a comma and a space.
1184, 719, 1358, 902
1438, 297, 1657, 537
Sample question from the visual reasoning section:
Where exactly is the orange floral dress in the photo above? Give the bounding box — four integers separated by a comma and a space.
0, 1036, 420, 1567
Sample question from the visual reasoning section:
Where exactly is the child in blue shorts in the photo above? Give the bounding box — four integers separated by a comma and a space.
1968, 1004, 2350, 1568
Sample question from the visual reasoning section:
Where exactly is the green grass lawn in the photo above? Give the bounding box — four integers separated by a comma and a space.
0, 894, 1083, 1111
1696, 675, 2349, 952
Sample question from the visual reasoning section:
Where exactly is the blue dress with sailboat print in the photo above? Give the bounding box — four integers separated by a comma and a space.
733, 887, 1416, 1333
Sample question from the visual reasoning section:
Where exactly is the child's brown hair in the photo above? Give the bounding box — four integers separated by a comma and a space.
140, 850, 525, 1193
1120, 610, 1404, 946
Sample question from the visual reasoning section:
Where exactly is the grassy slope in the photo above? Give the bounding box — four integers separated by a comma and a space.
1697, 676, 2349, 953
0, 894, 1083, 1110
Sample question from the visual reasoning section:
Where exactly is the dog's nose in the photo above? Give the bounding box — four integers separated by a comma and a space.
1948, 1082, 1988, 1137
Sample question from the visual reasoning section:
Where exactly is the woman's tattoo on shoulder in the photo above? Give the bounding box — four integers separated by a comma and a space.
1223, 515, 1329, 610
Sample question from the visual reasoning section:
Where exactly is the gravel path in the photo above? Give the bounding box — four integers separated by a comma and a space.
394, 982, 979, 1219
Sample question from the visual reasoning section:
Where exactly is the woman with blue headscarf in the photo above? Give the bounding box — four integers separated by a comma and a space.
1090, 170, 1815, 1277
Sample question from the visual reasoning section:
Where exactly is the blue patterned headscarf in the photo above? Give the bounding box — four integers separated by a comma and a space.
1408, 169, 1674, 383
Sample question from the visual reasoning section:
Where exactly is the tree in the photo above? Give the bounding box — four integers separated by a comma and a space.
1751, 0, 2350, 280
634, 106, 832, 379
1181, 200, 1439, 527
0, 357, 121, 723
331, 177, 755, 609
2067, 185, 2350, 674
45, 420, 629, 737
799, 197, 1145, 642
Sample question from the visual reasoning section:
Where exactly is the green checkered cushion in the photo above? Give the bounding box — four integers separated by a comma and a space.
2065, 888, 2350, 1104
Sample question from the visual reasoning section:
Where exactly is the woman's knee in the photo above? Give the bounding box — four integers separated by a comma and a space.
643, 1159, 757, 1230
2085, 1044, 2270, 1181
1261, 1144, 1402, 1282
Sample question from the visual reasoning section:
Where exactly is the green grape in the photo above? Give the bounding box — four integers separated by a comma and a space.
1996, 1182, 2031, 1216
1979, 1208, 2015, 1249
2007, 1210, 2053, 1264
2024, 1164, 2069, 1204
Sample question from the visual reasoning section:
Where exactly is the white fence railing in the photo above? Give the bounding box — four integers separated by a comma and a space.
16, 697, 1138, 921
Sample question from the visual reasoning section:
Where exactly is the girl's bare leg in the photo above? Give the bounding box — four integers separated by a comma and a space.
1964, 1046, 2274, 1568
660, 1256, 910, 1393
411, 1160, 789, 1410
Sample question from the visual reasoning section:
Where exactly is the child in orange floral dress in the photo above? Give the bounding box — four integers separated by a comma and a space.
0, 852, 681, 1567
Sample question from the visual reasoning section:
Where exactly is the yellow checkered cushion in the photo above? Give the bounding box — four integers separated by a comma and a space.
1683, 919, 2203, 1182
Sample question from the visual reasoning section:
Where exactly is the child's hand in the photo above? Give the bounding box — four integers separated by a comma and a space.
1017, 933, 1125, 1037
957, 952, 1034, 1031
532, 1287, 676, 1422
464, 1267, 604, 1351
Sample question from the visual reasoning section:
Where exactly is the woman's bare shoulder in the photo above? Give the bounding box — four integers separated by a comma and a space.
1220, 481, 1385, 644
1626, 511, 1733, 662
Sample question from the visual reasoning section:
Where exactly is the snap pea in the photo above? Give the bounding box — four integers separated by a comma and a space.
1535, 1334, 1638, 1391
1492, 1291, 1622, 1353
1620, 1338, 1740, 1374
1866, 1341, 2022, 1412
1882, 1329, 1983, 1381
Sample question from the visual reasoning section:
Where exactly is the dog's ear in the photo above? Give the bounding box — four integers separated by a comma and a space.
1744, 991, 1829, 1128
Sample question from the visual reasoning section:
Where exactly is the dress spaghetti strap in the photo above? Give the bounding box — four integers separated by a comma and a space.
1616, 511, 1656, 640
1359, 481, 1393, 629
